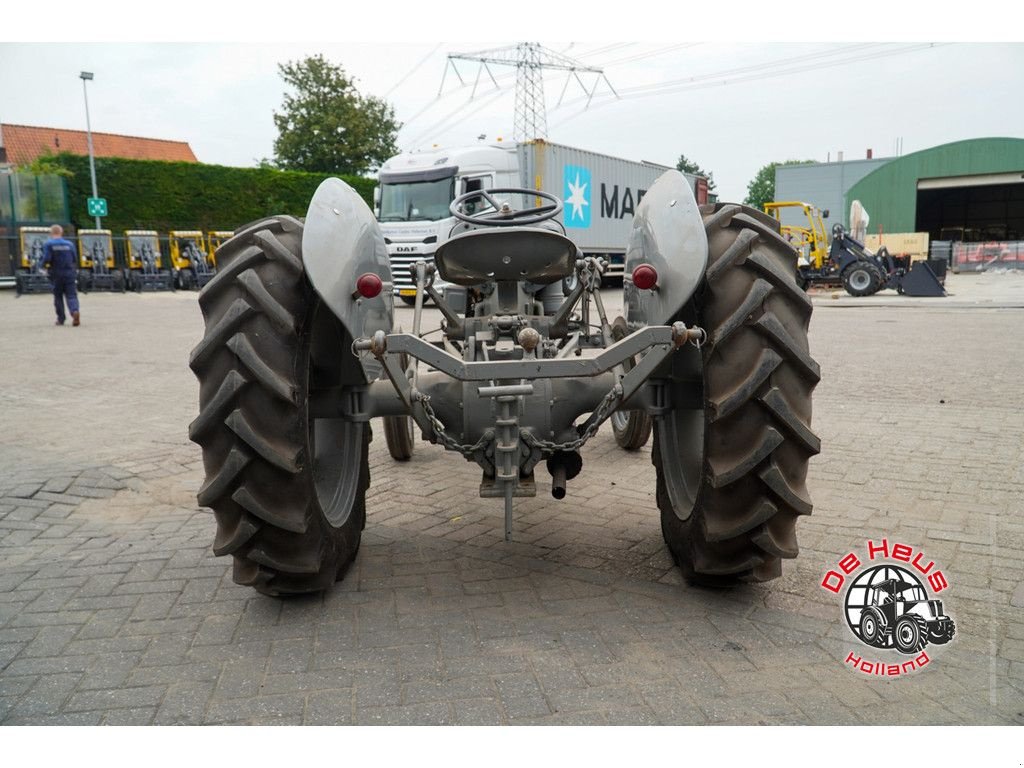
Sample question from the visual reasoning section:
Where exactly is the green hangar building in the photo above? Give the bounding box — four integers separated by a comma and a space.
774, 137, 1024, 242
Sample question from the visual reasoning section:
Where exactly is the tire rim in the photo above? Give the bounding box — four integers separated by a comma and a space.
849, 269, 871, 291
610, 319, 643, 439
657, 343, 704, 520
862, 616, 876, 639
898, 623, 914, 645
307, 300, 365, 528
611, 410, 630, 431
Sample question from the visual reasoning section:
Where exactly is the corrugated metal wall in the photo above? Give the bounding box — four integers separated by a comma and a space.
846, 138, 1024, 233
775, 158, 888, 228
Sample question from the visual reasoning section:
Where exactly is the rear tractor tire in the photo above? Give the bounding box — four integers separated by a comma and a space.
655, 203, 820, 585
189, 215, 369, 597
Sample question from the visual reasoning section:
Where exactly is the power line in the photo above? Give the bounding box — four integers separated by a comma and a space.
406, 87, 508, 149
594, 43, 699, 68
574, 42, 636, 60
383, 43, 442, 98
549, 42, 947, 127
557, 43, 883, 109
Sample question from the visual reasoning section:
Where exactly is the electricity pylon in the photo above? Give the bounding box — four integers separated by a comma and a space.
441, 43, 616, 141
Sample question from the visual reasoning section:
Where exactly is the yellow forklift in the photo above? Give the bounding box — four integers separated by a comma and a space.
169, 230, 216, 289
124, 230, 173, 291
763, 201, 831, 289
15, 227, 53, 294
206, 231, 233, 264
765, 201, 944, 297
77, 229, 125, 292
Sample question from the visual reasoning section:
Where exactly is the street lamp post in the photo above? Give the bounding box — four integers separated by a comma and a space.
80, 71, 100, 229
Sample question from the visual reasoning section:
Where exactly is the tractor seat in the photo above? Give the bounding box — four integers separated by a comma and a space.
433, 227, 579, 286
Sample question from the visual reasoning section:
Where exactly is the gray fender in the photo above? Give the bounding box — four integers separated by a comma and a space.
624, 170, 708, 326
302, 177, 394, 381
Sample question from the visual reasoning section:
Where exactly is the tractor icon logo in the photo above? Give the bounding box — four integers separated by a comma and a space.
844, 564, 956, 654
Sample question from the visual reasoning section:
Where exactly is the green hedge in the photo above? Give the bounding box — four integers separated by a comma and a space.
49, 153, 375, 232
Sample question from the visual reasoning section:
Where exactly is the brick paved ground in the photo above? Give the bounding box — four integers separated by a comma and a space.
1, 273, 1022, 725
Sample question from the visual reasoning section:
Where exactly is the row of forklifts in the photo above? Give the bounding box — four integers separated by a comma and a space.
14, 227, 231, 295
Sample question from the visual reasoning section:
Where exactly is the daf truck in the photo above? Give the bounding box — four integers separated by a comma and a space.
375, 139, 707, 302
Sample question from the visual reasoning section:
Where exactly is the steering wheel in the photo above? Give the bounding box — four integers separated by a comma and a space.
450, 187, 563, 227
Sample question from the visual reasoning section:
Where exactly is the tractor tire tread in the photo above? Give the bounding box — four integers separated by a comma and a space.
190, 215, 367, 596
657, 202, 819, 585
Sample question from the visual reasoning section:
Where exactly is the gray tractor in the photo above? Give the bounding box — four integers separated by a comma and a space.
189, 171, 819, 596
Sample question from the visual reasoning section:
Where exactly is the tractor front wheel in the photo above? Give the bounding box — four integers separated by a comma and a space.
928, 620, 956, 645
383, 415, 415, 461
610, 316, 653, 450
893, 615, 929, 654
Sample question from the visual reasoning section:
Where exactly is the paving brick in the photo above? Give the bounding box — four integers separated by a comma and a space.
65, 685, 167, 713
494, 672, 551, 718
404, 675, 496, 705
453, 697, 506, 725
8, 673, 82, 717
17, 625, 79, 658
206, 694, 306, 724
4, 711, 104, 725
77, 652, 145, 690
193, 614, 241, 646
100, 706, 157, 725
215, 656, 268, 699
304, 689, 354, 725
0, 675, 38, 698
266, 637, 314, 675
4, 655, 93, 676
356, 701, 454, 725
154, 681, 215, 725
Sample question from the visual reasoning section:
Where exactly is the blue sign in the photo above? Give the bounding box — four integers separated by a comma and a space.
563, 165, 591, 228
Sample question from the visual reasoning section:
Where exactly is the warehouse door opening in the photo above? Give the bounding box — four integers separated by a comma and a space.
916, 174, 1024, 242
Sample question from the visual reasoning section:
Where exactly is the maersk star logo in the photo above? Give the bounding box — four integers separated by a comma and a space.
563, 165, 591, 228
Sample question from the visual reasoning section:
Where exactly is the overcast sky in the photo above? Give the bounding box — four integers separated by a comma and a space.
2, 19, 1021, 203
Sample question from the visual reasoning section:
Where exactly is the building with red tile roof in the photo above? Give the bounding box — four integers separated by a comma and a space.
0, 123, 197, 166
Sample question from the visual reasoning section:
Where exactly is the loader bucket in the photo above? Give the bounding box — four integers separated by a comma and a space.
900, 261, 946, 297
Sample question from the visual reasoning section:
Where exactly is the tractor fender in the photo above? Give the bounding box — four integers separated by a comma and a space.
624, 170, 708, 327
302, 177, 394, 381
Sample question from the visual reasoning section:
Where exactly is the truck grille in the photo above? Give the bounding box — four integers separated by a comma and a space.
389, 254, 436, 292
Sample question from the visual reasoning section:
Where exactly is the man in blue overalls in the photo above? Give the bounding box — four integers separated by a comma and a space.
42, 224, 81, 326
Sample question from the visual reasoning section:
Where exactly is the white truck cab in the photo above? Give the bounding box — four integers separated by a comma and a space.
376, 143, 519, 301
375, 140, 705, 301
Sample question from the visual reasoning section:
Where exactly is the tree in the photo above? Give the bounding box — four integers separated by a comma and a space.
744, 159, 815, 210
675, 154, 716, 192
19, 153, 74, 178
272, 55, 401, 176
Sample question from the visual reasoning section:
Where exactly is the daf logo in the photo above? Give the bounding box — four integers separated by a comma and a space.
395, 246, 418, 253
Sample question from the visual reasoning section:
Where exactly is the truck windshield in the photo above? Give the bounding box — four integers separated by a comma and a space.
379, 178, 455, 222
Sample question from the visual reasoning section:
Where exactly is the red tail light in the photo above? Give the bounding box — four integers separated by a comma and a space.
632, 264, 658, 290
355, 273, 383, 298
